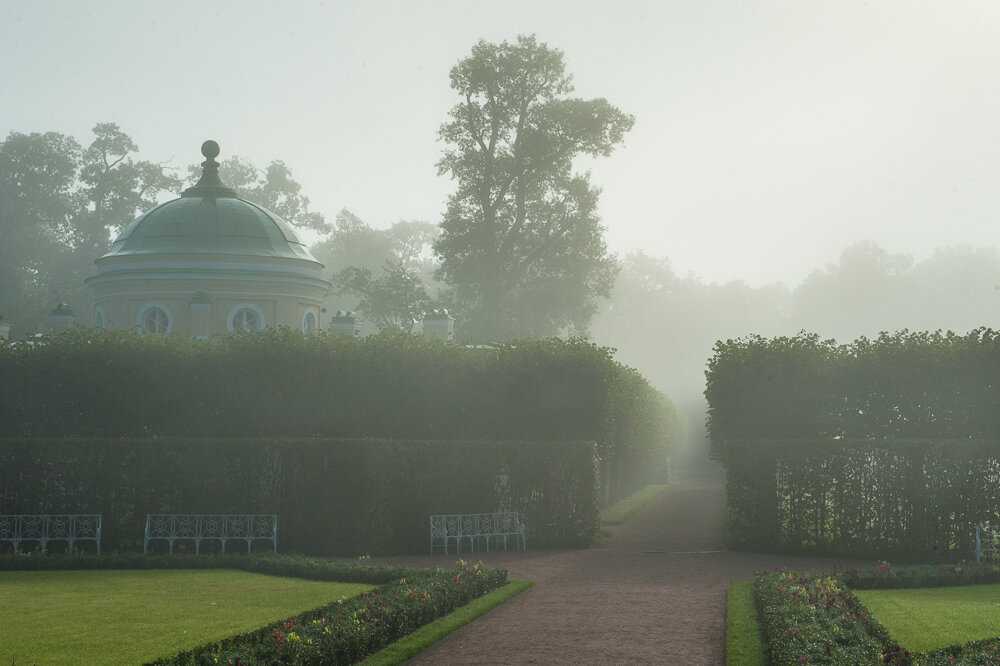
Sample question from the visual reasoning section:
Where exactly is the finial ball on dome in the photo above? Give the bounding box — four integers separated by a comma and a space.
201, 140, 220, 160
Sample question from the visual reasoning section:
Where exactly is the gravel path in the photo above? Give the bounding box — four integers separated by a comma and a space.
376, 468, 868, 665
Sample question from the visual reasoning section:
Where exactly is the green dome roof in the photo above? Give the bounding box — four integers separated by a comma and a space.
99, 141, 320, 264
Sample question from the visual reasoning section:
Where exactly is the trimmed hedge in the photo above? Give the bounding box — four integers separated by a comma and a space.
0, 551, 426, 583
724, 438, 1000, 558
707, 330, 1000, 557
0, 438, 599, 554
0, 327, 674, 504
754, 563, 1000, 665
753, 569, 910, 665
707, 329, 1000, 454
841, 560, 1000, 590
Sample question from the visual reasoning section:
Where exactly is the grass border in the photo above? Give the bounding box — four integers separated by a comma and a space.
726, 580, 766, 666
601, 483, 669, 525
358, 580, 534, 666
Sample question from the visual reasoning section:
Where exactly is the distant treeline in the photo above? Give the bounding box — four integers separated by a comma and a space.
0, 328, 676, 505
706, 329, 1000, 558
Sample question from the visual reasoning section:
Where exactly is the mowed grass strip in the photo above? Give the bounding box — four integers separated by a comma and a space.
601, 484, 669, 525
726, 581, 766, 666
359, 580, 534, 665
0, 569, 371, 665
855, 584, 1000, 653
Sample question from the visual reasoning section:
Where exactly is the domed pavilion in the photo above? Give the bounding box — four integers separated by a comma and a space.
86, 141, 330, 338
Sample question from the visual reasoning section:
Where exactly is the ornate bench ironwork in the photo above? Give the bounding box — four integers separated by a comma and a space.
144, 514, 277, 554
0, 514, 101, 553
429, 512, 526, 554
977, 523, 1000, 562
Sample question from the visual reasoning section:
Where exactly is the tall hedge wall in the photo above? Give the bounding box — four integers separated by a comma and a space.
706, 329, 1000, 453
0, 327, 674, 504
706, 329, 1000, 557
725, 438, 1000, 559
0, 438, 599, 555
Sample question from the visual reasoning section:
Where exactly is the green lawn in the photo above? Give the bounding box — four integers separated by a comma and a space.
601, 484, 669, 525
726, 581, 766, 666
0, 569, 371, 665
856, 584, 1000, 653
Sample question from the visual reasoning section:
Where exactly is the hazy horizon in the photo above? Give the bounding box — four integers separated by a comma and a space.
4, 0, 1000, 289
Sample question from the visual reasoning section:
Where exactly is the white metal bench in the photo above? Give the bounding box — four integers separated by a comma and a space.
429, 512, 526, 554
977, 523, 999, 562
144, 514, 277, 554
0, 514, 101, 553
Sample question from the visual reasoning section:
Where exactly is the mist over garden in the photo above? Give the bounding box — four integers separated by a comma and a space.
5, 18, 1000, 665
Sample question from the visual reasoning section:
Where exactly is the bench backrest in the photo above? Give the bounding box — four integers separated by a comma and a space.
145, 514, 277, 538
430, 512, 522, 537
0, 515, 102, 553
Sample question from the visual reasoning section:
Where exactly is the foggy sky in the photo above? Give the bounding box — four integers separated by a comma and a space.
3, 0, 999, 288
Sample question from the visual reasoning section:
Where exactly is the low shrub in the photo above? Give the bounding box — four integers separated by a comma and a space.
920, 637, 1000, 664
149, 561, 508, 665
841, 560, 1000, 590
753, 569, 910, 665
0, 552, 427, 585
751, 564, 1000, 664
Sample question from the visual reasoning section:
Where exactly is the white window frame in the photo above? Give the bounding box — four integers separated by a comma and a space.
227, 303, 266, 332
301, 308, 318, 333
136, 302, 173, 335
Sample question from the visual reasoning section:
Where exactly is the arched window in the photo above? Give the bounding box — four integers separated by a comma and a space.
301, 309, 318, 333
137, 303, 172, 335
227, 304, 266, 332
94, 307, 106, 330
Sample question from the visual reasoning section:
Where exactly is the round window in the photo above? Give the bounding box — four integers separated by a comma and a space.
232, 309, 261, 331
227, 304, 265, 332
138, 304, 172, 335
302, 310, 317, 333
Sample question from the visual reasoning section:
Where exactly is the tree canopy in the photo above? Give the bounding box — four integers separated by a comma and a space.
0, 124, 180, 336
315, 209, 439, 329
434, 35, 633, 340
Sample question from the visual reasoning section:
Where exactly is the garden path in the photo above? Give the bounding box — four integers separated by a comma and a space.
382, 468, 870, 665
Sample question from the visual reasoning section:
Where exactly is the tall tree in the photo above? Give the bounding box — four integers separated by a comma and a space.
0, 124, 179, 336
332, 262, 431, 331
434, 35, 632, 340
316, 209, 439, 329
0, 131, 81, 334
311, 209, 438, 277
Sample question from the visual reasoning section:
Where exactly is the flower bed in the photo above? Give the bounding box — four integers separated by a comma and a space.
753, 564, 1000, 665
0, 552, 510, 665
754, 569, 908, 665
149, 561, 506, 665
841, 561, 1000, 590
